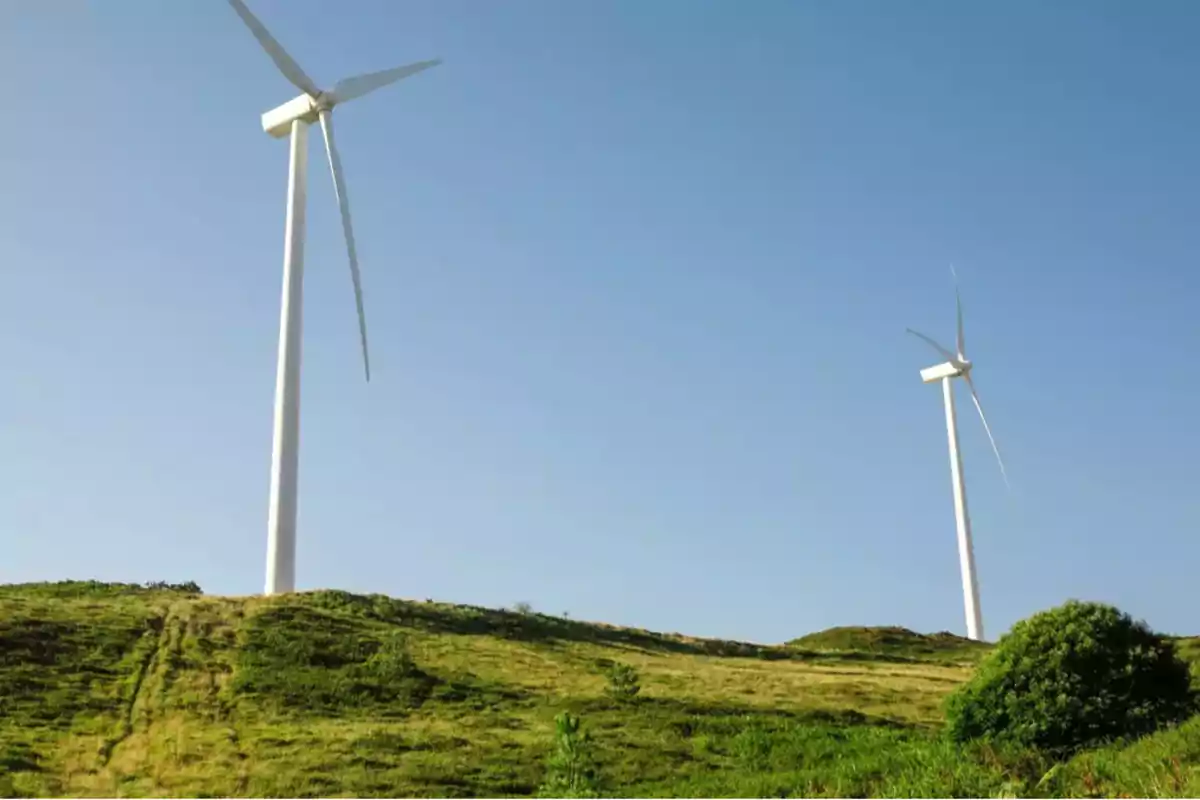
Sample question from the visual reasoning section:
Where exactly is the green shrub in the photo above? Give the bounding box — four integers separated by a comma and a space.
538, 712, 599, 798
945, 600, 1194, 754
604, 662, 641, 701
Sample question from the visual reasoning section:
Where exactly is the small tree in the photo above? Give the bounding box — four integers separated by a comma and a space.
538, 712, 599, 798
945, 600, 1194, 754
604, 662, 641, 702
513, 601, 533, 615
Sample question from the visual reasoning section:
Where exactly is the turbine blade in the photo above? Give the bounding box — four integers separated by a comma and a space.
963, 372, 1010, 489
318, 110, 371, 382
952, 264, 965, 359
906, 328, 957, 363
226, 0, 321, 97
330, 59, 442, 105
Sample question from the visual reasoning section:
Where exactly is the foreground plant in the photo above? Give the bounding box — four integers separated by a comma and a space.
538, 712, 600, 798
946, 600, 1194, 754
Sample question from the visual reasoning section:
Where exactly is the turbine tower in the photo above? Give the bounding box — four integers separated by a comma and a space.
907, 268, 1008, 642
226, 0, 441, 595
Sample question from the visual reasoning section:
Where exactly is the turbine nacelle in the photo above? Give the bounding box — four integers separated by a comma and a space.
919, 359, 970, 384
262, 93, 321, 138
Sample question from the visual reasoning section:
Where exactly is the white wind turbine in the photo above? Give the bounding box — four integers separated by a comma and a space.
907, 268, 1008, 642
226, 0, 441, 596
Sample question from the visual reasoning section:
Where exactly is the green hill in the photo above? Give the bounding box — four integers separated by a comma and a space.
786, 625, 991, 662
1, 581, 1198, 798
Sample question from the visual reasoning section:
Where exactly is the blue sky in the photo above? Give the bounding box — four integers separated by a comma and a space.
2, 0, 1197, 644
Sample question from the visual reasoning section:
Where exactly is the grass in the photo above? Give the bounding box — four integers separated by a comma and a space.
0, 580, 1197, 797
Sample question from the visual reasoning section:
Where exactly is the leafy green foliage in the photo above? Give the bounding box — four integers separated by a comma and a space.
604, 662, 641, 701
945, 600, 1195, 753
538, 712, 599, 798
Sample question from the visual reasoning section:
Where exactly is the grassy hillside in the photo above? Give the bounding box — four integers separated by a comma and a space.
1, 581, 1198, 798
786, 625, 990, 663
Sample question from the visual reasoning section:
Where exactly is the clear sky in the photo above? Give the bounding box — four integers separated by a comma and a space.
2, 0, 1197, 644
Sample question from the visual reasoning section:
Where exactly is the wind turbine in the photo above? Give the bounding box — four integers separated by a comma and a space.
226, 0, 441, 596
907, 268, 1008, 642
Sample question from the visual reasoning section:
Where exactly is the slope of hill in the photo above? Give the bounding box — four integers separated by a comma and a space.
787, 625, 991, 662
1, 581, 1197, 798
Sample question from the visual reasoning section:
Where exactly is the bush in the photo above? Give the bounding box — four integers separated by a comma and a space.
945, 600, 1194, 754
604, 661, 641, 701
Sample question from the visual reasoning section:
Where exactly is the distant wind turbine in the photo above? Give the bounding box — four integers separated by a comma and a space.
907, 267, 1008, 642
226, 0, 441, 596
